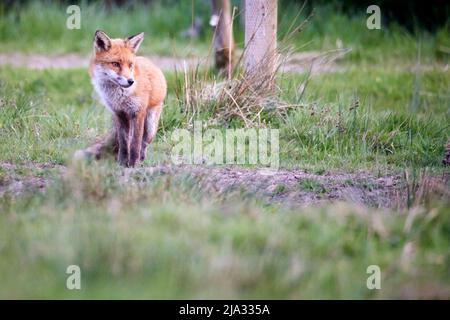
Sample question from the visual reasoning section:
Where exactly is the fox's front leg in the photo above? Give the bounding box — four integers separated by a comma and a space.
129, 113, 146, 167
114, 112, 131, 167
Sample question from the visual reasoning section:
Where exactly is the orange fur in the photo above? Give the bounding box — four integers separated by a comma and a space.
83, 30, 167, 167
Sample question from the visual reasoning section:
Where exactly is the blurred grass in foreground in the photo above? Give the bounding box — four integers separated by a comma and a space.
0, 162, 448, 299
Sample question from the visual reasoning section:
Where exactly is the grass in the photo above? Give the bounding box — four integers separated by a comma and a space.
1, 65, 447, 171
0, 0, 211, 56
0, 1, 449, 299
298, 178, 328, 193
274, 184, 286, 195
0, 62, 448, 298
0, 163, 449, 299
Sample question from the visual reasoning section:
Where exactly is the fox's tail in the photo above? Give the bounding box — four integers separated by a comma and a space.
73, 129, 117, 161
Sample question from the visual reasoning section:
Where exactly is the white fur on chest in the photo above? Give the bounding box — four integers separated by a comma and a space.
91, 67, 141, 115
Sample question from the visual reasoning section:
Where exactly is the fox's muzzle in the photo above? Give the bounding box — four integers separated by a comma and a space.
116, 76, 134, 88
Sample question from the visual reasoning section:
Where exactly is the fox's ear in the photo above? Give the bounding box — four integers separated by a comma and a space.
126, 32, 144, 53
94, 30, 111, 52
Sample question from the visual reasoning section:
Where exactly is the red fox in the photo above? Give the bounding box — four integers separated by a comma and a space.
75, 30, 167, 167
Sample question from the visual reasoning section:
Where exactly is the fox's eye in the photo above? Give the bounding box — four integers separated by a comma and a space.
111, 62, 120, 68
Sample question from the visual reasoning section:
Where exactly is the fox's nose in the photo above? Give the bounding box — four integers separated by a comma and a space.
127, 79, 134, 86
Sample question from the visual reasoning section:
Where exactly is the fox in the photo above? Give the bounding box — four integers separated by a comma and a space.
75, 30, 167, 167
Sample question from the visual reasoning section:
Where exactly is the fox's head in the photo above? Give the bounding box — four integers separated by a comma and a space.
91, 30, 144, 88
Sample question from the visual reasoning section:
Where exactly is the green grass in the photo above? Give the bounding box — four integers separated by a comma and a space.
0, 0, 211, 56
0, 163, 448, 299
298, 178, 328, 193
274, 183, 286, 195
1, 65, 447, 170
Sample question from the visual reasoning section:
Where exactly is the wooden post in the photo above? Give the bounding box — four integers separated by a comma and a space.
244, 0, 278, 90
210, 0, 235, 77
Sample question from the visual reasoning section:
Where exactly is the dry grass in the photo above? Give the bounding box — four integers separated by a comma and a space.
174, 51, 301, 127
172, 8, 318, 128
402, 168, 450, 209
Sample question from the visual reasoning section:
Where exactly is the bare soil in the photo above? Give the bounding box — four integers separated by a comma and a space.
0, 52, 200, 71
0, 160, 409, 207
0, 161, 65, 196
3, 51, 446, 76
2, 160, 448, 208
129, 164, 405, 208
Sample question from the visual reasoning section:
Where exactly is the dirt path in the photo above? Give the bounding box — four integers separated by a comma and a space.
2, 51, 446, 74
0, 52, 199, 71
0, 51, 343, 74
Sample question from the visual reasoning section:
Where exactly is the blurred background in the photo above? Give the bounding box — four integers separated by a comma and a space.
0, 0, 448, 63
